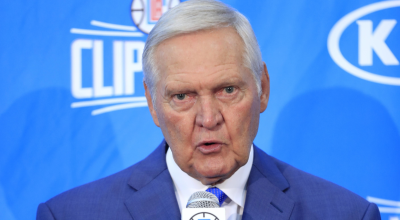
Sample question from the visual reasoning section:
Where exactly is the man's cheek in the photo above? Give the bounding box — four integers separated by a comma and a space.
232, 104, 252, 126
168, 115, 192, 141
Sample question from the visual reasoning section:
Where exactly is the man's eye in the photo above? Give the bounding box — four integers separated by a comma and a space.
224, 86, 235, 94
175, 94, 186, 100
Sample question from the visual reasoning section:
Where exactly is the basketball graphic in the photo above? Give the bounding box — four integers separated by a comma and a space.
131, 0, 181, 34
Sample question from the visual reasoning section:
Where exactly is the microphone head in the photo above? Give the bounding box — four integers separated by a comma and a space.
186, 191, 220, 208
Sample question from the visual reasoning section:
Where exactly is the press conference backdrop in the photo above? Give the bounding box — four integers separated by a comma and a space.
1, 0, 399, 219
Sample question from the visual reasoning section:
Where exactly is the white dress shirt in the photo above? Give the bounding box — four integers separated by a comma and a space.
166, 145, 254, 220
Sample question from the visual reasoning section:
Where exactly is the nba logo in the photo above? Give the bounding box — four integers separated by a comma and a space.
131, 0, 182, 34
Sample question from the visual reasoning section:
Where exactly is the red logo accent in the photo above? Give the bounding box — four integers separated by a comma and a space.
150, 0, 163, 22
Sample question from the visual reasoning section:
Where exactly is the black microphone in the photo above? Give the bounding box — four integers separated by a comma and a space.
181, 191, 225, 220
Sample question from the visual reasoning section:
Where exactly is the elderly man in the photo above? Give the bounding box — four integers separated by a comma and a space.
37, 0, 380, 219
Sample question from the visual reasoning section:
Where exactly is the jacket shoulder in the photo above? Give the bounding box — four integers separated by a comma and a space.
39, 141, 168, 220
269, 155, 380, 219
42, 165, 137, 220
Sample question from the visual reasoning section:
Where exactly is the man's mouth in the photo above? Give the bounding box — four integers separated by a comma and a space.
197, 141, 223, 154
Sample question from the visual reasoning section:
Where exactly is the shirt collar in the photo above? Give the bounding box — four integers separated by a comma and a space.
166, 145, 254, 208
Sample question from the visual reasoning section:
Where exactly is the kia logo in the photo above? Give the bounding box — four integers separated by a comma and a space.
328, 1, 400, 85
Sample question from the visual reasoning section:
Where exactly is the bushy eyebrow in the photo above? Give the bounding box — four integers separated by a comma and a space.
213, 77, 245, 89
163, 81, 195, 97
163, 75, 246, 97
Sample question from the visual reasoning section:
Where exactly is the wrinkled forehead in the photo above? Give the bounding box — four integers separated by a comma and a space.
153, 27, 247, 79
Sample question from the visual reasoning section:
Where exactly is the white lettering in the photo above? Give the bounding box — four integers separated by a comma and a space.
357, 19, 399, 66
71, 39, 146, 99
93, 40, 113, 97
113, 41, 124, 96
71, 39, 93, 99
124, 41, 145, 95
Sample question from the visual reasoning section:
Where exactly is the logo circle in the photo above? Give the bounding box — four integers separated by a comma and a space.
131, 0, 182, 34
190, 212, 219, 220
327, 1, 400, 85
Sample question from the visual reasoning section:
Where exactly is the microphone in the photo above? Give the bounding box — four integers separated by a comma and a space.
181, 191, 225, 220
186, 191, 219, 208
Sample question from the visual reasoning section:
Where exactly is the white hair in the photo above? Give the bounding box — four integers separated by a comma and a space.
142, 0, 263, 101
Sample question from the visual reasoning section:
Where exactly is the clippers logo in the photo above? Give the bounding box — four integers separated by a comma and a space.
69, 0, 182, 116
69, 21, 146, 116
328, 1, 400, 85
131, 0, 181, 34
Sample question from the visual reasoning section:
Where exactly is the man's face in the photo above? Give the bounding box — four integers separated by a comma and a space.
145, 27, 269, 185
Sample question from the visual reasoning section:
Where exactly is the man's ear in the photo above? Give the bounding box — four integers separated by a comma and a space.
260, 62, 270, 113
144, 81, 160, 127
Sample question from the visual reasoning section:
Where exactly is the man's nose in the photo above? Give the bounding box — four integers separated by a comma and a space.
195, 97, 223, 129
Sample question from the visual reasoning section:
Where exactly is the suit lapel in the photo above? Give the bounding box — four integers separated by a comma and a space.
123, 142, 294, 219
243, 146, 295, 220
124, 141, 181, 219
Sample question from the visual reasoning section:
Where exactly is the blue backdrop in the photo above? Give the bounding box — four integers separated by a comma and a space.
1, 0, 399, 219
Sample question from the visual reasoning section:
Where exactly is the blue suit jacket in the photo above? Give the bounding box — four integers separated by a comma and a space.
36, 141, 381, 219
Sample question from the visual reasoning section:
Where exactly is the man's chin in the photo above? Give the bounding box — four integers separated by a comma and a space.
188, 160, 239, 185
198, 176, 226, 185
